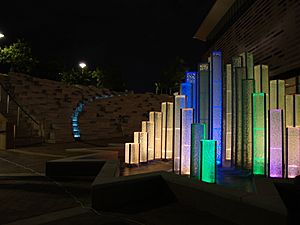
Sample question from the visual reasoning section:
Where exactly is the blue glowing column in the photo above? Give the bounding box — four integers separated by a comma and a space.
173, 95, 186, 173
209, 51, 223, 165
180, 108, 193, 175
186, 71, 197, 117
198, 63, 210, 138
191, 123, 206, 179
180, 82, 192, 108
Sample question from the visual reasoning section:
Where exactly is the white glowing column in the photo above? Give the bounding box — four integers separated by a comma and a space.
161, 102, 173, 160
286, 95, 294, 127
180, 108, 193, 175
134, 132, 148, 163
225, 64, 232, 162
142, 121, 154, 161
149, 112, 162, 159
287, 127, 300, 178
125, 143, 139, 165
269, 109, 284, 178
296, 94, 300, 127
173, 95, 186, 172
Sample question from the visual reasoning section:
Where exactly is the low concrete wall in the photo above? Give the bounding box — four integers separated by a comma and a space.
91, 171, 287, 225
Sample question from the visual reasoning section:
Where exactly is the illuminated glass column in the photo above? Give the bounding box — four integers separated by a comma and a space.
201, 140, 216, 183
142, 121, 154, 161
235, 67, 246, 167
199, 63, 210, 138
191, 123, 206, 179
180, 108, 193, 175
186, 71, 196, 111
149, 112, 162, 159
270, 80, 286, 175
161, 102, 173, 160
225, 64, 232, 164
269, 109, 284, 178
286, 95, 294, 127
231, 56, 242, 167
296, 94, 300, 127
134, 132, 148, 163
254, 65, 269, 173
210, 51, 223, 165
287, 127, 300, 178
173, 95, 186, 173
125, 143, 139, 166
242, 79, 254, 169
180, 82, 192, 108
240, 52, 254, 79
252, 93, 266, 175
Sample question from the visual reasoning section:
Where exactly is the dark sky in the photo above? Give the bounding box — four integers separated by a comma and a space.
0, 0, 214, 92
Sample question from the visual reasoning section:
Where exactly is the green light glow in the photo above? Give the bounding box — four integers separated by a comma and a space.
252, 93, 266, 175
201, 140, 216, 183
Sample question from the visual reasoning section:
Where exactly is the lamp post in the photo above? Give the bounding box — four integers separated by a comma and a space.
79, 62, 86, 74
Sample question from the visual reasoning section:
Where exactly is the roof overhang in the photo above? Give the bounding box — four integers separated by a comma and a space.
194, 0, 235, 41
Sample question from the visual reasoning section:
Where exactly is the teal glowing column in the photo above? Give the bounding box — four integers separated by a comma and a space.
180, 108, 193, 175
210, 51, 223, 165
201, 140, 216, 183
252, 93, 266, 175
191, 123, 206, 179
199, 63, 210, 138
173, 95, 186, 173
269, 109, 284, 178
180, 82, 192, 108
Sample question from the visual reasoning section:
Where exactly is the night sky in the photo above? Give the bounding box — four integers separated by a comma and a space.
0, 0, 214, 92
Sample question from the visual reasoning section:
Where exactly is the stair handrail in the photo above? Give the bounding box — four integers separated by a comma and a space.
0, 76, 40, 126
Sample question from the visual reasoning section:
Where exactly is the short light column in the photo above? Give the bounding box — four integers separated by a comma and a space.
134, 132, 148, 163
125, 143, 139, 166
142, 121, 154, 161
201, 140, 217, 183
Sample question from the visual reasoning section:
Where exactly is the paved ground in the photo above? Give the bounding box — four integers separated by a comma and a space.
0, 141, 254, 224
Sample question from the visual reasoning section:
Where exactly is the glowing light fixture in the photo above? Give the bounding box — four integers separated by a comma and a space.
296, 94, 300, 127
252, 93, 266, 175
180, 108, 193, 175
210, 51, 223, 165
180, 82, 192, 108
149, 112, 162, 159
79, 62, 87, 69
161, 102, 173, 160
269, 109, 284, 178
0, 33, 4, 39
286, 95, 294, 127
191, 123, 206, 179
201, 140, 217, 183
125, 143, 139, 165
173, 95, 186, 173
225, 64, 232, 162
134, 132, 148, 163
287, 127, 300, 178
199, 63, 209, 137
186, 71, 197, 116
142, 121, 154, 161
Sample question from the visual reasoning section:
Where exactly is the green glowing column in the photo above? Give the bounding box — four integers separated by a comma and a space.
199, 63, 210, 138
242, 79, 254, 169
225, 64, 232, 164
270, 80, 286, 175
201, 140, 216, 183
161, 102, 174, 160
254, 65, 269, 173
296, 94, 300, 127
231, 56, 242, 167
191, 123, 206, 179
252, 93, 266, 175
235, 67, 246, 167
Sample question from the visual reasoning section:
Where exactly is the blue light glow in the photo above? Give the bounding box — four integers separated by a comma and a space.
180, 82, 192, 108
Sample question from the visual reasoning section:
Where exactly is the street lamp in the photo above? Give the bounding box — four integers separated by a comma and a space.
0, 32, 4, 39
79, 62, 86, 69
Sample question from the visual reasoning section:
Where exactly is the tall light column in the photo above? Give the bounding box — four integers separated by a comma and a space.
225, 64, 232, 164
142, 121, 154, 161
161, 102, 173, 160
180, 82, 192, 108
134, 132, 148, 163
180, 108, 193, 175
210, 51, 223, 166
269, 109, 284, 178
199, 63, 210, 138
173, 95, 186, 173
287, 127, 300, 178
